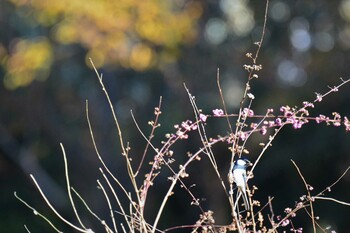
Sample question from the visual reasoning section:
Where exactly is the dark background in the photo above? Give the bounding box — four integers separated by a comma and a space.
1, 0, 350, 232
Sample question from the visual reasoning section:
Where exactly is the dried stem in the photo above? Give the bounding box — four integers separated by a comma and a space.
291, 160, 316, 232
135, 96, 163, 177
60, 143, 86, 229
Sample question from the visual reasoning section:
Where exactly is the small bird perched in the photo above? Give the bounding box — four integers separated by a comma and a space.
232, 158, 252, 211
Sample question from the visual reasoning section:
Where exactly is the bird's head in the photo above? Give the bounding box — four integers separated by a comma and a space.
236, 158, 253, 167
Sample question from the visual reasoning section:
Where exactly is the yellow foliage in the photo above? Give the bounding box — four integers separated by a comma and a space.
5, 0, 203, 88
0, 43, 7, 66
130, 43, 155, 71
4, 38, 53, 89
53, 20, 78, 44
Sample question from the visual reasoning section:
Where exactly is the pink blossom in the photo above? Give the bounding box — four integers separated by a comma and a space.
199, 114, 207, 122
237, 131, 248, 141
213, 109, 224, 116
280, 106, 288, 112
315, 114, 329, 123
332, 112, 341, 127
280, 105, 293, 117
344, 117, 350, 131
247, 93, 255, 99
181, 121, 192, 131
292, 119, 304, 129
260, 126, 267, 135
315, 93, 323, 102
275, 118, 282, 126
284, 208, 292, 214
243, 108, 254, 118
331, 86, 339, 92
299, 108, 309, 116
303, 101, 314, 108
176, 130, 188, 139
281, 219, 290, 226
333, 122, 341, 127
296, 202, 303, 208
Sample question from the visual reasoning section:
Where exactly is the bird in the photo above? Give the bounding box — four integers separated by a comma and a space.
232, 158, 252, 211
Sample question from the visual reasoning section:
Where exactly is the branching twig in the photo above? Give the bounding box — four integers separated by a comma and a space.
314, 197, 350, 206
29, 175, 89, 232
291, 160, 316, 233
151, 139, 223, 232
217, 68, 233, 135
135, 96, 163, 177
60, 143, 86, 229
14, 192, 62, 233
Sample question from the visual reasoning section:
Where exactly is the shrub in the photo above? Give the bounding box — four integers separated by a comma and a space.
15, 1, 350, 232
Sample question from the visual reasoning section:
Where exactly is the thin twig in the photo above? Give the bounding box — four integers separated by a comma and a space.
71, 188, 109, 228
29, 175, 88, 232
97, 180, 117, 233
253, 0, 270, 64
89, 59, 139, 201
318, 165, 350, 195
99, 167, 132, 231
89, 58, 127, 159
86, 100, 142, 221
71, 188, 114, 233
291, 160, 316, 233
314, 196, 350, 206
60, 143, 86, 229
185, 84, 227, 191
131, 110, 206, 212
135, 96, 163, 177
86, 100, 147, 232
151, 139, 222, 233
267, 196, 275, 227
14, 192, 62, 233
216, 68, 233, 134
24, 225, 31, 233
302, 208, 328, 233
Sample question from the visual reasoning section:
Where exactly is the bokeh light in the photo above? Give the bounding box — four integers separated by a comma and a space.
219, 0, 255, 37
277, 59, 307, 87
314, 31, 334, 52
205, 18, 228, 45
289, 17, 312, 52
270, 1, 290, 23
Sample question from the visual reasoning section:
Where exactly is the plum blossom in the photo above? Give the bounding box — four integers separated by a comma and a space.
280, 105, 293, 117
275, 118, 283, 126
344, 117, 350, 131
213, 109, 224, 116
260, 126, 267, 135
315, 114, 329, 124
199, 113, 207, 122
303, 101, 314, 108
315, 92, 323, 102
242, 108, 254, 118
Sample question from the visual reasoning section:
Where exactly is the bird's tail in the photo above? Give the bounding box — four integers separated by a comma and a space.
241, 190, 250, 211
